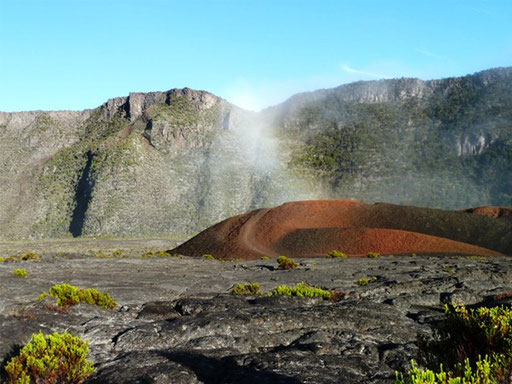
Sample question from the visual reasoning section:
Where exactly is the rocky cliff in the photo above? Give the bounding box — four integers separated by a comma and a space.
1, 68, 511, 239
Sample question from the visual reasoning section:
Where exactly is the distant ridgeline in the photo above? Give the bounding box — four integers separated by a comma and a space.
0, 67, 511, 239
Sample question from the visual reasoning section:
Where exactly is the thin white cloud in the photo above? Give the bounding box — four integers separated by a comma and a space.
416, 48, 445, 60
341, 64, 390, 79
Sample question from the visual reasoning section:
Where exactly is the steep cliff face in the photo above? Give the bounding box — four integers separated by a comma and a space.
0, 88, 310, 239
0, 68, 511, 239
269, 67, 512, 209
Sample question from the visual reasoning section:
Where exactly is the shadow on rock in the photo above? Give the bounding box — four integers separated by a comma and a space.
158, 350, 301, 384
0, 343, 22, 381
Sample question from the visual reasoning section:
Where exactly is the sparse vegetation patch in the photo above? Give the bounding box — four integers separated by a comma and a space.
140, 250, 178, 258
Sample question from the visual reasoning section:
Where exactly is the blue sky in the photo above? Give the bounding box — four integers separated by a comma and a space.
1, 0, 511, 111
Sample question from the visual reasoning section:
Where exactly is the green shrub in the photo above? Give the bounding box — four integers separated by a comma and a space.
396, 304, 512, 383
202, 254, 216, 260
5, 331, 94, 383
277, 256, 298, 270
267, 282, 332, 299
356, 276, 377, 286
261, 256, 270, 260
39, 283, 117, 310
12, 269, 28, 278
232, 283, 262, 296
366, 252, 380, 258
327, 250, 347, 258
0, 257, 5, 262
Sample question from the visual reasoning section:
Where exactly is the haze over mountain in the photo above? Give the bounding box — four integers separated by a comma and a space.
0, 67, 511, 239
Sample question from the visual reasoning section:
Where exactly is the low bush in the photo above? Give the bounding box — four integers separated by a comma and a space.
12, 269, 28, 278
232, 283, 262, 296
261, 256, 270, 260
0, 257, 5, 262
327, 250, 347, 258
366, 252, 380, 258
277, 256, 298, 270
5, 331, 94, 383
39, 283, 117, 310
267, 282, 332, 299
396, 304, 512, 383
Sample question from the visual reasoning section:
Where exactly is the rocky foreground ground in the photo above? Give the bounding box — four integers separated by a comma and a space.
1, 251, 512, 383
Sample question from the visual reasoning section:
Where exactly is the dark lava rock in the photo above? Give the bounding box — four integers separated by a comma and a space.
1, 255, 512, 383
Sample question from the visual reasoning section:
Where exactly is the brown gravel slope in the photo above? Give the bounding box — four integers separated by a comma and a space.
172, 200, 512, 259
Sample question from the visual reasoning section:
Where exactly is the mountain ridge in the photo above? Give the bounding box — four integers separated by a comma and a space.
0, 67, 511, 239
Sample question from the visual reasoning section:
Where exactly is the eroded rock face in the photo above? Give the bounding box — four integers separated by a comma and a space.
1, 253, 511, 383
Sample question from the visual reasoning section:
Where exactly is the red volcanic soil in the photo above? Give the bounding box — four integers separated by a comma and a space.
172, 200, 512, 260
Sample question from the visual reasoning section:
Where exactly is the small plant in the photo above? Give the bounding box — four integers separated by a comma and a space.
202, 254, 216, 261
261, 256, 270, 260
12, 269, 28, 278
267, 282, 332, 299
327, 250, 347, 258
232, 283, 262, 296
366, 252, 380, 258
39, 283, 117, 310
0, 256, 5, 262
411, 253, 417, 257
277, 256, 298, 270
5, 331, 94, 383
356, 276, 377, 286
443, 268, 456, 274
